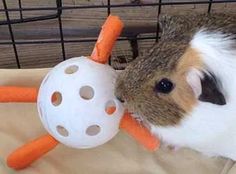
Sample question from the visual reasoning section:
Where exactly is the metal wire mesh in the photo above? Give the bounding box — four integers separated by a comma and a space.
0, 0, 235, 68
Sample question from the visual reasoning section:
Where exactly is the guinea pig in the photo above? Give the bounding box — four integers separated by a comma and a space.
115, 13, 236, 160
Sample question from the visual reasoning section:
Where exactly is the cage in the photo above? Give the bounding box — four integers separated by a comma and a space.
0, 0, 235, 69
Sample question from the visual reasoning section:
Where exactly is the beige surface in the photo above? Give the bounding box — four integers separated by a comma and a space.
0, 69, 235, 174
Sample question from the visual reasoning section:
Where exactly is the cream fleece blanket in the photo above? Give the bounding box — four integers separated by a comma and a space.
0, 69, 234, 174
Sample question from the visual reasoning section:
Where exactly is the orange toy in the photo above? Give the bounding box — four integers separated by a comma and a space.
5, 15, 160, 170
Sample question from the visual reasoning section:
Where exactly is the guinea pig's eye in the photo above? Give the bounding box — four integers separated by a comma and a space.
154, 78, 174, 94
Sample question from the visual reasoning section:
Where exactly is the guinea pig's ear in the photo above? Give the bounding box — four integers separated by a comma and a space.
186, 68, 226, 105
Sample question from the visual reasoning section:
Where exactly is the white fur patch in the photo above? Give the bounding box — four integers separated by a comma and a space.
191, 29, 236, 97
191, 29, 235, 51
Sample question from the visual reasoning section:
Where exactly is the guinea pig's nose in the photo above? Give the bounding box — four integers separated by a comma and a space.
116, 96, 125, 103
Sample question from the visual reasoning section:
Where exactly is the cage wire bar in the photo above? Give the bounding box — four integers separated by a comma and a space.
0, 0, 236, 68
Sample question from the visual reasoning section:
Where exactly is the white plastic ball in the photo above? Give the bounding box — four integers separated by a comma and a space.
37, 56, 124, 149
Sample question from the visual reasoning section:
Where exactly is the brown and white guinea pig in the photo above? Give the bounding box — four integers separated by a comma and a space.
115, 13, 236, 160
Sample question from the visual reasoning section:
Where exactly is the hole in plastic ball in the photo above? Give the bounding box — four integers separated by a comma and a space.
105, 100, 117, 115
86, 125, 101, 136
65, 65, 79, 74
51, 92, 62, 106
56, 125, 69, 137
79, 86, 94, 100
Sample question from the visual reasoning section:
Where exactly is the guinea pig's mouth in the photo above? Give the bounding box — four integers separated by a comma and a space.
120, 99, 151, 128
130, 112, 151, 129
122, 101, 133, 112
115, 91, 143, 120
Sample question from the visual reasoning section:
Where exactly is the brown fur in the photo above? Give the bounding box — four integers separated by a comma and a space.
115, 13, 236, 126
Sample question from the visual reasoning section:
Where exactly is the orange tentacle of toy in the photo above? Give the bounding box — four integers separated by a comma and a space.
0, 86, 38, 102
90, 15, 124, 63
120, 113, 160, 151
7, 134, 59, 170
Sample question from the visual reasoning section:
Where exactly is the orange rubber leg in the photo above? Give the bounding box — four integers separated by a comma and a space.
120, 112, 160, 151
0, 86, 38, 102
7, 134, 59, 170
91, 15, 124, 64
